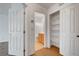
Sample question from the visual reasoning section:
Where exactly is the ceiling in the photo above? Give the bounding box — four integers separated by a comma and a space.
35, 12, 45, 24
37, 3, 55, 9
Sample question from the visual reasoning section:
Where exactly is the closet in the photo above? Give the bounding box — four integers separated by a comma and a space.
49, 4, 79, 56
50, 11, 60, 47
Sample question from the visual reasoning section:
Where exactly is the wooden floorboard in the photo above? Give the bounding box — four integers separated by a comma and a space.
32, 45, 62, 56
34, 33, 62, 56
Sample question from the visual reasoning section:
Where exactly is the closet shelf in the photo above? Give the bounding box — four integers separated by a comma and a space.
50, 11, 60, 47
50, 29, 59, 31
50, 25, 59, 27
50, 36, 59, 38
53, 23, 59, 25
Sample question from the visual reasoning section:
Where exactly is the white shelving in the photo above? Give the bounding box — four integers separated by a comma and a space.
50, 11, 60, 47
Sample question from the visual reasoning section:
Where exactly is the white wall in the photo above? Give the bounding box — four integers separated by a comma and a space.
48, 3, 71, 14
0, 14, 8, 42
48, 4, 60, 14
25, 3, 47, 55
0, 4, 10, 42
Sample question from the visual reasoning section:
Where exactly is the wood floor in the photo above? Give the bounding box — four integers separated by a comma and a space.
34, 32, 62, 56
33, 46, 62, 56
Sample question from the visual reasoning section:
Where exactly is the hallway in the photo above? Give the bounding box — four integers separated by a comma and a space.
2, 3, 79, 56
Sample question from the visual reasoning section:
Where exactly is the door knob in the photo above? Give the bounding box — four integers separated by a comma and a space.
77, 35, 79, 37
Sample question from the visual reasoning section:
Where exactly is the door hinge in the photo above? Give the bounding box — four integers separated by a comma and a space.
24, 49, 25, 52
23, 30, 25, 34
23, 49, 25, 56
24, 12, 25, 15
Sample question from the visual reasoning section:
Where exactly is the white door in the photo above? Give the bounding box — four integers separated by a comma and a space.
60, 4, 79, 56
8, 4, 24, 56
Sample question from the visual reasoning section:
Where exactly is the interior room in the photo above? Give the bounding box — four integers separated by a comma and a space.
0, 3, 79, 56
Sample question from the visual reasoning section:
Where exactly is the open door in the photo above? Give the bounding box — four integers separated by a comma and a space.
8, 4, 24, 56
60, 4, 79, 56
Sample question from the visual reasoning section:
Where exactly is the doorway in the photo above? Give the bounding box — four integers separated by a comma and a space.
34, 12, 45, 51
50, 11, 60, 48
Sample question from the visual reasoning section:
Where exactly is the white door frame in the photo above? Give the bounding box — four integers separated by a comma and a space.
22, 3, 27, 56
47, 14, 51, 48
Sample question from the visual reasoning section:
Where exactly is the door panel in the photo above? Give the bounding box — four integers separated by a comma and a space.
60, 4, 79, 56
8, 4, 24, 56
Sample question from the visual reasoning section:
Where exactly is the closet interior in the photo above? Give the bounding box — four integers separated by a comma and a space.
50, 11, 60, 47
